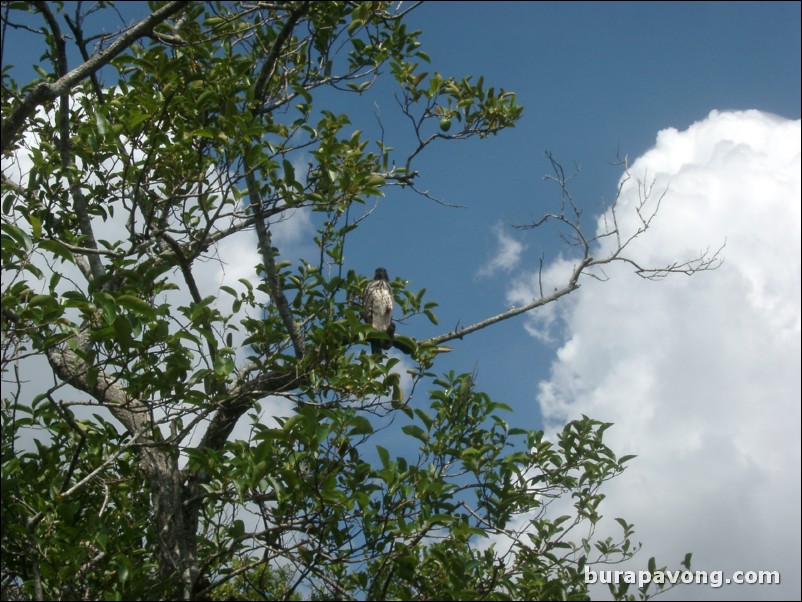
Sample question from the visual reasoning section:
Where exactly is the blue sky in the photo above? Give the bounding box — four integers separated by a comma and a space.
3, 2, 800, 600
342, 1, 800, 431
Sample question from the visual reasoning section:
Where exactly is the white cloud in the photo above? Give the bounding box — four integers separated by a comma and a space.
533, 110, 801, 600
269, 206, 314, 249
477, 221, 527, 277
505, 254, 577, 343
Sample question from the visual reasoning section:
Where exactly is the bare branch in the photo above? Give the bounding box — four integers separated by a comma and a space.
425, 257, 591, 346
425, 152, 723, 348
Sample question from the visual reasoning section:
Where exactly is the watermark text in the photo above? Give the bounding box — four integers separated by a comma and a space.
584, 567, 780, 589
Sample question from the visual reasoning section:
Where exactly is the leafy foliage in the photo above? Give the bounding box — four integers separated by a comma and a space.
2, 2, 685, 600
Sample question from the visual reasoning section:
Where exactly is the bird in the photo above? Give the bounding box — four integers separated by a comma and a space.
362, 267, 395, 354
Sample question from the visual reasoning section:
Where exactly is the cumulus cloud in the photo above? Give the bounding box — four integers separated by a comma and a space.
533, 110, 800, 600
269, 206, 314, 248
504, 254, 577, 343
477, 221, 527, 277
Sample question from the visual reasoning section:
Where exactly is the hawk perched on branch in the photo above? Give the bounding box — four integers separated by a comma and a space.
362, 267, 395, 354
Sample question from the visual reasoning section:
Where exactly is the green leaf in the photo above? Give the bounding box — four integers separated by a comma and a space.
113, 316, 133, 348
2, 223, 32, 253
27, 294, 55, 308
29, 214, 42, 238
414, 409, 434, 430
214, 356, 235, 376
117, 558, 130, 584
401, 424, 429, 444
376, 445, 390, 469
38, 239, 75, 264
95, 110, 110, 136
282, 158, 295, 184
364, 173, 385, 187
349, 416, 374, 436
229, 519, 245, 538
347, 18, 364, 36
424, 308, 439, 325
117, 295, 156, 319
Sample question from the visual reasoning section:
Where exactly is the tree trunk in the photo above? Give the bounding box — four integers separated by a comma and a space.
142, 447, 199, 601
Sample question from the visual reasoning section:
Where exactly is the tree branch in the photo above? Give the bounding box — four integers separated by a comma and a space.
33, 0, 109, 283
45, 339, 149, 436
424, 258, 591, 347
253, 1, 311, 106
1, 1, 188, 153
195, 368, 302, 454
2, 303, 154, 438
427, 153, 723, 349
63, 8, 106, 103
245, 170, 305, 357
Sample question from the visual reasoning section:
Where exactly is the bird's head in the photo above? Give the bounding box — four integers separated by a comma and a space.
374, 267, 389, 281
